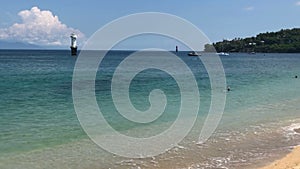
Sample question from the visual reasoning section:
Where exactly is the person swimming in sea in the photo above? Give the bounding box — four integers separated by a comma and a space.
227, 86, 231, 91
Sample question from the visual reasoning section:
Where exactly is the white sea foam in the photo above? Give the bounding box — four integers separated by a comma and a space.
282, 123, 300, 136
283, 123, 300, 134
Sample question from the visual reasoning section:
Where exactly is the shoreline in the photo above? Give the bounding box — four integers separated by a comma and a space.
258, 145, 300, 169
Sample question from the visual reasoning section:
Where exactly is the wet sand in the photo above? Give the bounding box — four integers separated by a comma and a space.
259, 146, 300, 169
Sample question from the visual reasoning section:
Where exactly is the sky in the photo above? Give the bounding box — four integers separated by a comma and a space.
0, 0, 300, 49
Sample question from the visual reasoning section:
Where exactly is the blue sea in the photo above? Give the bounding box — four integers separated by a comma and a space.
0, 50, 300, 169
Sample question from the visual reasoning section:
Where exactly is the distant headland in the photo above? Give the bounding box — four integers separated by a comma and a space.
205, 28, 300, 53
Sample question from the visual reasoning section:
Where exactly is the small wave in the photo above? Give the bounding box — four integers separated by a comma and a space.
282, 123, 300, 136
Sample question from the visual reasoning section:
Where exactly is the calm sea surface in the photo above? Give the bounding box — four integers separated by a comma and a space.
0, 50, 300, 169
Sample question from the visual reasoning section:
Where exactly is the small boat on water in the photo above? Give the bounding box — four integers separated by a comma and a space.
188, 52, 201, 56
217, 52, 229, 56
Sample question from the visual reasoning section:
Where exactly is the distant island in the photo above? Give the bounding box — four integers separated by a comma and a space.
0, 40, 42, 49
0, 40, 66, 50
205, 28, 300, 53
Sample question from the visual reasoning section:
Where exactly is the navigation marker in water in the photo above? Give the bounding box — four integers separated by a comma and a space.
70, 33, 77, 56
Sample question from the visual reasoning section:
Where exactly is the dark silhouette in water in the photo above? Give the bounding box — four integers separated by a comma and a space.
176, 46, 178, 52
227, 86, 231, 91
295, 75, 298, 78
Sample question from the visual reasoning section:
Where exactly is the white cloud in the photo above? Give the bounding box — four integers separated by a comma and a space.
0, 6, 85, 46
244, 6, 254, 11
296, 1, 300, 6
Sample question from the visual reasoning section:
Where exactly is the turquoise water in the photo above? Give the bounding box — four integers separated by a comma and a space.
0, 50, 83, 154
0, 50, 300, 168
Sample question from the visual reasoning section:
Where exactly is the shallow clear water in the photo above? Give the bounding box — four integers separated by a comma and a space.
0, 50, 300, 169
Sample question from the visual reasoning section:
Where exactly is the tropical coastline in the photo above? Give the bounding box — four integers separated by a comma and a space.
205, 28, 300, 53
1, 1, 300, 169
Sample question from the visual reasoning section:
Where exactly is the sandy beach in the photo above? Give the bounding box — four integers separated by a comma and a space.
259, 145, 300, 169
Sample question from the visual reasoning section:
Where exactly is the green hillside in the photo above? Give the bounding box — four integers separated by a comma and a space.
205, 28, 300, 53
